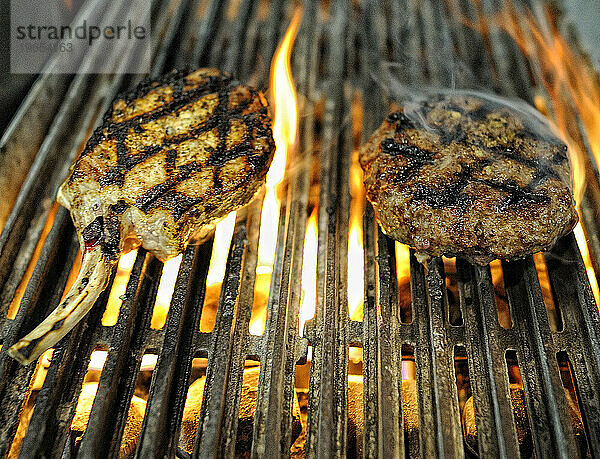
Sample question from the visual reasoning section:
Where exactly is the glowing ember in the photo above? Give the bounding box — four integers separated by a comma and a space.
348, 152, 365, 321
299, 211, 318, 336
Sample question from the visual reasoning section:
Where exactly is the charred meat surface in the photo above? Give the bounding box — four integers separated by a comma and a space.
9, 68, 275, 364
359, 91, 578, 265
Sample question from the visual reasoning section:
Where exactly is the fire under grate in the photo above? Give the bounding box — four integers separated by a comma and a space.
0, 0, 600, 457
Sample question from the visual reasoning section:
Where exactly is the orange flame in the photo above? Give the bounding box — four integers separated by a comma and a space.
250, 9, 301, 334
102, 249, 138, 325
151, 211, 237, 330
348, 152, 365, 321
205, 211, 237, 286
255, 9, 301, 275
299, 211, 318, 336
267, 9, 301, 190
395, 242, 411, 282
151, 254, 182, 329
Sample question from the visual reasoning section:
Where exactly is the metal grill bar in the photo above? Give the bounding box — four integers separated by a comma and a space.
457, 260, 521, 457
0, 0, 598, 458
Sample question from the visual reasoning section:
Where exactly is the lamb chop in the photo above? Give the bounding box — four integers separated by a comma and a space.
9, 68, 275, 365
359, 90, 578, 265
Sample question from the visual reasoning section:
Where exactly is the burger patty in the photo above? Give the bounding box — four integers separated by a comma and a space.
359, 91, 578, 265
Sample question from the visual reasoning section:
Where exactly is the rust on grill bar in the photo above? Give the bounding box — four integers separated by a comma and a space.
1, 0, 600, 458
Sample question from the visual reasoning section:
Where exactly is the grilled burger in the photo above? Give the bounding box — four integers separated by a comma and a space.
359, 90, 578, 265
9, 68, 275, 364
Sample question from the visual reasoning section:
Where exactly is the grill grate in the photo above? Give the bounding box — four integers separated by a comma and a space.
0, 0, 599, 457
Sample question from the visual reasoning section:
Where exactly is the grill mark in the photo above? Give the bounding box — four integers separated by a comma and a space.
82, 216, 104, 251
392, 161, 428, 183
412, 166, 473, 209
466, 104, 490, 121
154, 191, 205, 221
381, 95, 571, 212
551, 144, 569, 164
105, 73, 232, 129
125, 114, 271, 216
16, 341, 37, 359
81, 215, 121, 260
99, 169, 125, 187
387, 111, 414, 132
438, 124, 468, 146
110, 200, 129, 214
154, 165, 260, 221
409, 163, 551, 211
488, 145, 560, 180
136, 179, 179, 212
115, 68, 205, 105
211, 83, 232, 191
82, 77, 235, 186
382, 138, 557, 211
479, 177, 550, 209
165, 149, 177, 174
381, 138, 435, 161
97, 100, 266, 188
73, 70, 275, 224
381, 138, 435, 184
208, 140, 252, 166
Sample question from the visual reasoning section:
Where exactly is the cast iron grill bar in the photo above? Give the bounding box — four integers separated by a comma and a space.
545, 234, 600, 451
77, 251, 162, 457
477, 2, 600, 453
18, 253, 115, 458
190, 1, 291, 455
358, 1, 406, 456
0, 0, 113, 230
58, 0, 233, 454
358, 0, 600, 458
250, 5, 315, 456
135, 241, 212, 457
32, 0, 194, 452
192, 207, 256, 456
304, 1, 351, 456
456, 260, 521, 457
501, 257, 578, 457
0, 0, 183, 352
0, 208, 78, 455
406, 3, 468, 451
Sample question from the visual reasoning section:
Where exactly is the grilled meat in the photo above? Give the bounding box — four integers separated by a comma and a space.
359, 90, 578, 265
9, 68, 275, 364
